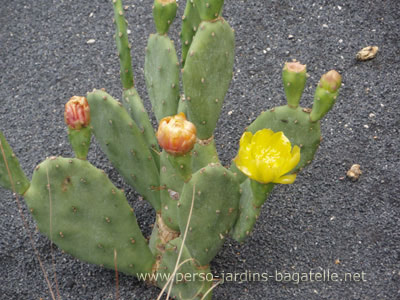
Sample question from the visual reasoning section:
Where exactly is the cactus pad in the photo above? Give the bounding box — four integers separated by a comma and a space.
181, 0, 201, 66
87, 90, 161, 210
145, 34, 180, 122
0, 130, 30, 195
183, 18, 235, 139
157, 237, 213, 300
24, 157, 155, 275
178, 163, 240, 265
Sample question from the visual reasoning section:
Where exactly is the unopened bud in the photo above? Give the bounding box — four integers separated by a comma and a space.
318, 70, 342, 93
282, 61, 307, 108
284, 61, 306, 74
310, 70, 342, 122
64, 96, 90, 130
156, 112, 197, 155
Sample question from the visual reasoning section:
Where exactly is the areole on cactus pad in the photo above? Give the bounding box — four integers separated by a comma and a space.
0, 0, 342, 299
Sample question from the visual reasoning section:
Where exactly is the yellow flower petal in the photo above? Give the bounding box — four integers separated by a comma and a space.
280, 145, 301, 175
270, 131, 291, 155
258, 164, 279, 184
240, 131, 253, 146
251, 128, 274, 148
273, 174, 297, 184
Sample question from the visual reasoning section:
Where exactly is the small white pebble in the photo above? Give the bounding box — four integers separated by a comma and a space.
87, 39, 96, 44
263, 50, 267, 54
364, 124, 369, 129
339, 39, 343, 43
380, 103, 385, 107
288, 34, 294, 39
338, 5, 342, 10
127, 29, 131, 34
228, 111, 233, 115
267, 47, 271, 51
369, 113, 376, 118
89, 12, 94, 17
322, 24, 329, 28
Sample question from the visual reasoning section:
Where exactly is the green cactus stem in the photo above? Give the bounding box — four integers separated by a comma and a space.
24, 157, 155, 275
159, 150, 188, 231
177, 94, 189, 116
122, 87, 160, 164
231, 179, 274, 242
156, 237, 213, 300
183, 17, 235, 139
112, 0, 134, 89
167, 152, 193, 182
191, 138, 220, 173
180, 0, 201, 66
229, 162, 247, 184
152, 0, 178, 35
282, 61, 307, 108
0, 130, 30, 195
87, 89, 161, 211
149, 213, 180, 255
145, 34, 180, 122
310, 70, 342, 122
194, 0, 224, 21
178, 163, 240, 265
67, 127, 91, 160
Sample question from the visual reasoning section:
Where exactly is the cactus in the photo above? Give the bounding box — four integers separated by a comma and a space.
0, 1, 343, 299
0, 131, 30, 195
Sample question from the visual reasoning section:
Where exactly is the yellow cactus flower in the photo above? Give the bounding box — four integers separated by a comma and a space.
233, 129, 300, 184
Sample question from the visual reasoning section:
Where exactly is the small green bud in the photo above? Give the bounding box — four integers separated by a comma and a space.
318, 70, 342, 93
310, 70, 342, 122
152, 0, 178, 35
282, 61, 307, 108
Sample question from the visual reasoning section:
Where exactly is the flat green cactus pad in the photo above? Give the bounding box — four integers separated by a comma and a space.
24, 157, 155, 275
178, 163, 241, 265
156, 237, 213, 300
0, 130, 30, 195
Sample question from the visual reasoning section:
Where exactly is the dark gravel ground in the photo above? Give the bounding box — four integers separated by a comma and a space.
1, 0, 400, 299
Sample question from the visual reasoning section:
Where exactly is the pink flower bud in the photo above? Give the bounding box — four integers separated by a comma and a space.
64, 96, 90, 130
156, 112, 197, 155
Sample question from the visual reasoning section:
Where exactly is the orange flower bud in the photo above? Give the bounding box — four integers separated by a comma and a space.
64, 96, 90, 130
156, 112, 197, 155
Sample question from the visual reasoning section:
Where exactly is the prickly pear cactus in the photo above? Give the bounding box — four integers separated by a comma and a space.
0, 1, 342, 299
